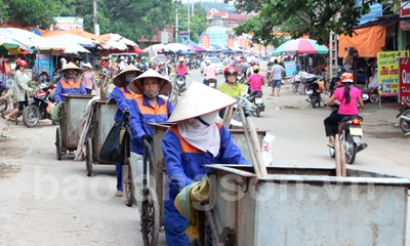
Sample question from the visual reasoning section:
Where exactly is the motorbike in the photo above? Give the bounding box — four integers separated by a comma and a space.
265, 62, 273, 86
176, 76, 186, 93
396, 101, 410, 133
328, 104, 367, 164
305, 76, 325, 108
247, 91, 265, 117
22, 81, 56, 128
204, 78, 217, 88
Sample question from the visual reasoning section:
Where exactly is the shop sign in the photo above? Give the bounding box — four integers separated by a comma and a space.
227, 38, 235, 48
400, 1, 410, 31
200, 35, 210, 48
377, 51, 409, 97
53, 17, 83, 30
399, 57, 410, 104
284, 60, 298, 77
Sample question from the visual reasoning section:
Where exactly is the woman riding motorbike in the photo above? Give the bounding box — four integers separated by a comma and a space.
217, 66, 244, 99
324, 72, 364, 147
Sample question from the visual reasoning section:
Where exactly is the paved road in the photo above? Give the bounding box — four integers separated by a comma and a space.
1, 65, 410, 245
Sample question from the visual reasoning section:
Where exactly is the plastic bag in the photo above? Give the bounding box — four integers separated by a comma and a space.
99, 114, 127, 163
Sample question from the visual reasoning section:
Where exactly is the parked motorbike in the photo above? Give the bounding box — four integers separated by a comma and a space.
328, 104, 367, 164
305, 76, 325, 108
247, 91, 265, 117
204, 78, 217, 88
396, 101, 410, 133
22, 81, 56, 128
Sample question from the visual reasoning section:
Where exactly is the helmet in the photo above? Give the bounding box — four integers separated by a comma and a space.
252, 65, 259, 72
17, 60, 28, 67
179, 57, 184, 62
250, 61, 256, 66
158, 61, 164, 66
205, 60, 211, 64
141, 57, 146, 60
341, 72, 354, 83
223, 66, 238, 78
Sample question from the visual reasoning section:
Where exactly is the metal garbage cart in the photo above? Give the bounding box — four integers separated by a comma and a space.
204, 165, 410, 246
122, 123, 267, 246
55, 94, 94, 160
84, 99, 118, 176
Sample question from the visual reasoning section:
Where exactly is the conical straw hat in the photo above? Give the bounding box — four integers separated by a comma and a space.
60, 62, 82, 73
113, 65, 142, 87
168, 81, 237, 123
83, 62, 93, 69
128, 69, 172, 95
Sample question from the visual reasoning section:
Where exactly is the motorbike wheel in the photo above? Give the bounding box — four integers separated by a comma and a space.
399, 111, 410, 133
23, 104, 40, 128
311, 95, 320, 108
255, 108, 261, 117
329, 146, 335, 158
292, 82, 299, 93
85, 137, 93, 177
370, 93, 379, 103
343, 134, 357, 164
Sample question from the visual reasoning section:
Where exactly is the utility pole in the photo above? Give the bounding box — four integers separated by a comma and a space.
175, 1, 179, 42
93, 0, 99, 35
187, 0, 191, 40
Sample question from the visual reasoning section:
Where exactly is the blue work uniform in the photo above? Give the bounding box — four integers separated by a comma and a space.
108, 86, 136, 192
162, 124, 249, 245
129, 95, 174, 154
54, 78, 87, 103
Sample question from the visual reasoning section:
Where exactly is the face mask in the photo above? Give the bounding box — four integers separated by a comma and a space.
143, 89, 160, 98
125, 76, 135, 84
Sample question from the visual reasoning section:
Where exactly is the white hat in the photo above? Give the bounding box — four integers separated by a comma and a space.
129, 69, 172, 95
168, 81, 236, 123
83, 62, 93, 69
59, 62, 82, 73
113, 65, 142, 87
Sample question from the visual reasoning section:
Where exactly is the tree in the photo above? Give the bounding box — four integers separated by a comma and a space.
231, 0, 390, 44
0, 0, 56, 28
174, 3, 208, 43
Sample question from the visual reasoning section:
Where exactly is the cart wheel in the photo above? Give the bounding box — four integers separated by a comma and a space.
55, 127, 63, 161
122, 164, 134, 207
86, 137, 93, 177
141, 187, 160, 246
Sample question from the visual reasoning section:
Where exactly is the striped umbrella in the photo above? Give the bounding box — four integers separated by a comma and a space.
273, 38, 328, 56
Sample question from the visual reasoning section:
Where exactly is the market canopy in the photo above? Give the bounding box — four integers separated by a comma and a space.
273, 38, 329, 55
338, 26, 386, 58
0, 34, 33, 55
45, 33, 95, 48
166, 43, 191, 52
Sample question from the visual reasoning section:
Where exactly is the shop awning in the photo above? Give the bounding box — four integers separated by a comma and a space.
338, 26, 386, 58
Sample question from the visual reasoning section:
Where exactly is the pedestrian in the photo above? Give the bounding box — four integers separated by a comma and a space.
342, 47, 354, 74
269, 59, 285, 97
324, 72, 364, 147
162, 81, 249, 245
127, 69, 174, 214
60, 57, 67, 69
3, 60, 33, 121
108, 65, 142, 197
54, 62, 87, 104
82, 63, 96, 94
118, 56, 126, 71
366, 58, 375, 85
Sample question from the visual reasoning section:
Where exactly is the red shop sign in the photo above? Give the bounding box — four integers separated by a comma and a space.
399, 57, 410, 104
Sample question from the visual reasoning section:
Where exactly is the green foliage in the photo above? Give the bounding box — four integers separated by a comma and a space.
231, 0, 389, 44
1, 0, 56, 27
174, 3, 208, 43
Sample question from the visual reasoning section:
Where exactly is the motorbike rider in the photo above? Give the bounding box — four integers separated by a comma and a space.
202, 59, 218, 88
324, 72, 364, 147
235, 58, 246, 77
3, 60, 34, 121
156, 61, 167, 76
108, 65, 142, 197
127, 69, 174, 215
217, 66, 244, 99
54, 62, 87, 104
245, 65, 263, 95
162, 81, 249, 245
38, 68, 50, 82
176, 57, 188, 88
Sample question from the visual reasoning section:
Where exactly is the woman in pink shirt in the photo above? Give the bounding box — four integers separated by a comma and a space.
324, 73, 364, 147
202, 60, 218, 88
82, 63, 96, 94
246, 65, 264, 92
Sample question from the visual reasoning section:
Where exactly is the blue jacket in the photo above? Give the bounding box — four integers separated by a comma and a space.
108, 86, 135, 122
162, 124, 249, 208
54, 78, 87, 103
129, 95, 174, 154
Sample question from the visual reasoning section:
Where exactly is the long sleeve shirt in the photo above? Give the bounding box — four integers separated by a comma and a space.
162, 124, 249, 209
54, 78, 87, 103
129, 95, 174, 154
82, 70, 96, 90
108, 86, 135, 122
